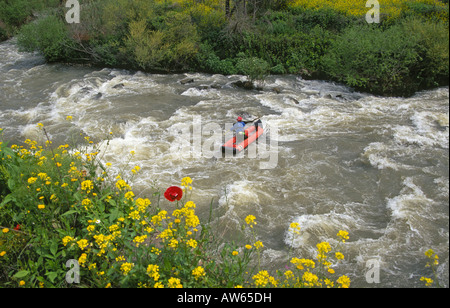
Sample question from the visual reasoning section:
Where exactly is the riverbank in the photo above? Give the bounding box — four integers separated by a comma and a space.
1, 126, 357, 288
1, 0, 448, 97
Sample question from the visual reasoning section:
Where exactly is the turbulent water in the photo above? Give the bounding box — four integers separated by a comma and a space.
1, 39, 448, 287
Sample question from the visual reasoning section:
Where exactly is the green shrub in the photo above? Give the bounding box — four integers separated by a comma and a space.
290, 7, 356, 33
17, 15, 72, 62
236, 55, 270, 85
402, 17, 449, 88
402, 1, 449, 23
0, 25, 7, 41
321, 24, 422, 96
196, 43, 237, 75
0, 0, 32, 29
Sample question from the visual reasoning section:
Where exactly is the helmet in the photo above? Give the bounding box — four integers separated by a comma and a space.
237, 116, 243, 121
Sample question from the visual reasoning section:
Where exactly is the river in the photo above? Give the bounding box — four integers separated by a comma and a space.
1, 39, 448, 287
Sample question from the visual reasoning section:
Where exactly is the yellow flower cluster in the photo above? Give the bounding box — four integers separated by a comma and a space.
181, 176, 193, 191
252, 270, 278, 287
147, 264, 160, 282
115, 176, 131, 191
421, 249, 440, 287
279, 225, 351, 288
120, 262, 134, 276
192, 266, 206, 280
171, 201, 200, 229
288, 0, 448, 21
245, 215, 257, 228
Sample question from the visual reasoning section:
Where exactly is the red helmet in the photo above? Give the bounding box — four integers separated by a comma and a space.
237, 116, 243, 121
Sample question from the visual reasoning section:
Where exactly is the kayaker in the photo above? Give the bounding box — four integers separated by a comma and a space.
231, 116, 248, 143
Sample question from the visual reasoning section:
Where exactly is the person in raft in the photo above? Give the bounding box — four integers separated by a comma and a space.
231, 116, 248, 144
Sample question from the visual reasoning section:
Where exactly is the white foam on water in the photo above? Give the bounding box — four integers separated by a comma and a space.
362, 142, 413, 171
386, 177, 435, 222
285, 212, 359, 249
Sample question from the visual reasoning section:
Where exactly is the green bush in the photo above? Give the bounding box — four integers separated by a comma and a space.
123, 11, 200, 71
290, 7, 356, 33
0, 0, 32, 29
321, 24, 422, 96
236, 54, 270, 84
0, 25, 7, 41
17, 15, 72, 62
402, 17, 449, 88
402, 1, 449, 23
196, 43, 237, 75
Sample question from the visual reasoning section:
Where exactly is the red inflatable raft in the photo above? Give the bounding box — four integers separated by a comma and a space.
221, 120, 264, 154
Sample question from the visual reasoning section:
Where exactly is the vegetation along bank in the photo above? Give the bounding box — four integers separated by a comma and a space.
0, 0, 448, 96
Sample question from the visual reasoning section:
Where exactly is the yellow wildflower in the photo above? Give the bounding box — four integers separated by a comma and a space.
291, 258, 315, 270
192, 266, 206, 280
168, 238, 179, 249
151, 210, 167, 226
82, 198, 92, 209
245, 215, 257, 228
109, 224, 120, 232
133, 235, 148, 247
420, 277, 434, 287
116, 179, 131, 191
135, 198, 151, 212
335, 252, 345, 260
147, 264, 160, 281
254, 241, 264, 250
337, 275, 351, 288
424, 249, 439, 267
187, 239, 198, 248
77, 239, 89, 250
120, 262, 134, 276
81, 180, 93, 193
185, 213, 200, 228
337, 230, 349, 243
78, 253, 87, 266
38, 204, 45, 210
252, 270, 277, 287
115, 255, 125, 262
284, 270, 294, 279
124, 191, 135, 200
289, 222, 301, 235
128, 210, 141, 220
151, 247, 161, 255
181, 177, 193, 190
302, 271, 320, 287
62, 236, 75, 246
168, 277, 183, 288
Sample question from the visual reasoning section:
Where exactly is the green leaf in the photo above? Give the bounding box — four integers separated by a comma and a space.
61, 210, 78, 216
46, 271, 58, 283
50, 241, 58, 256
13, 270, 30, 279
